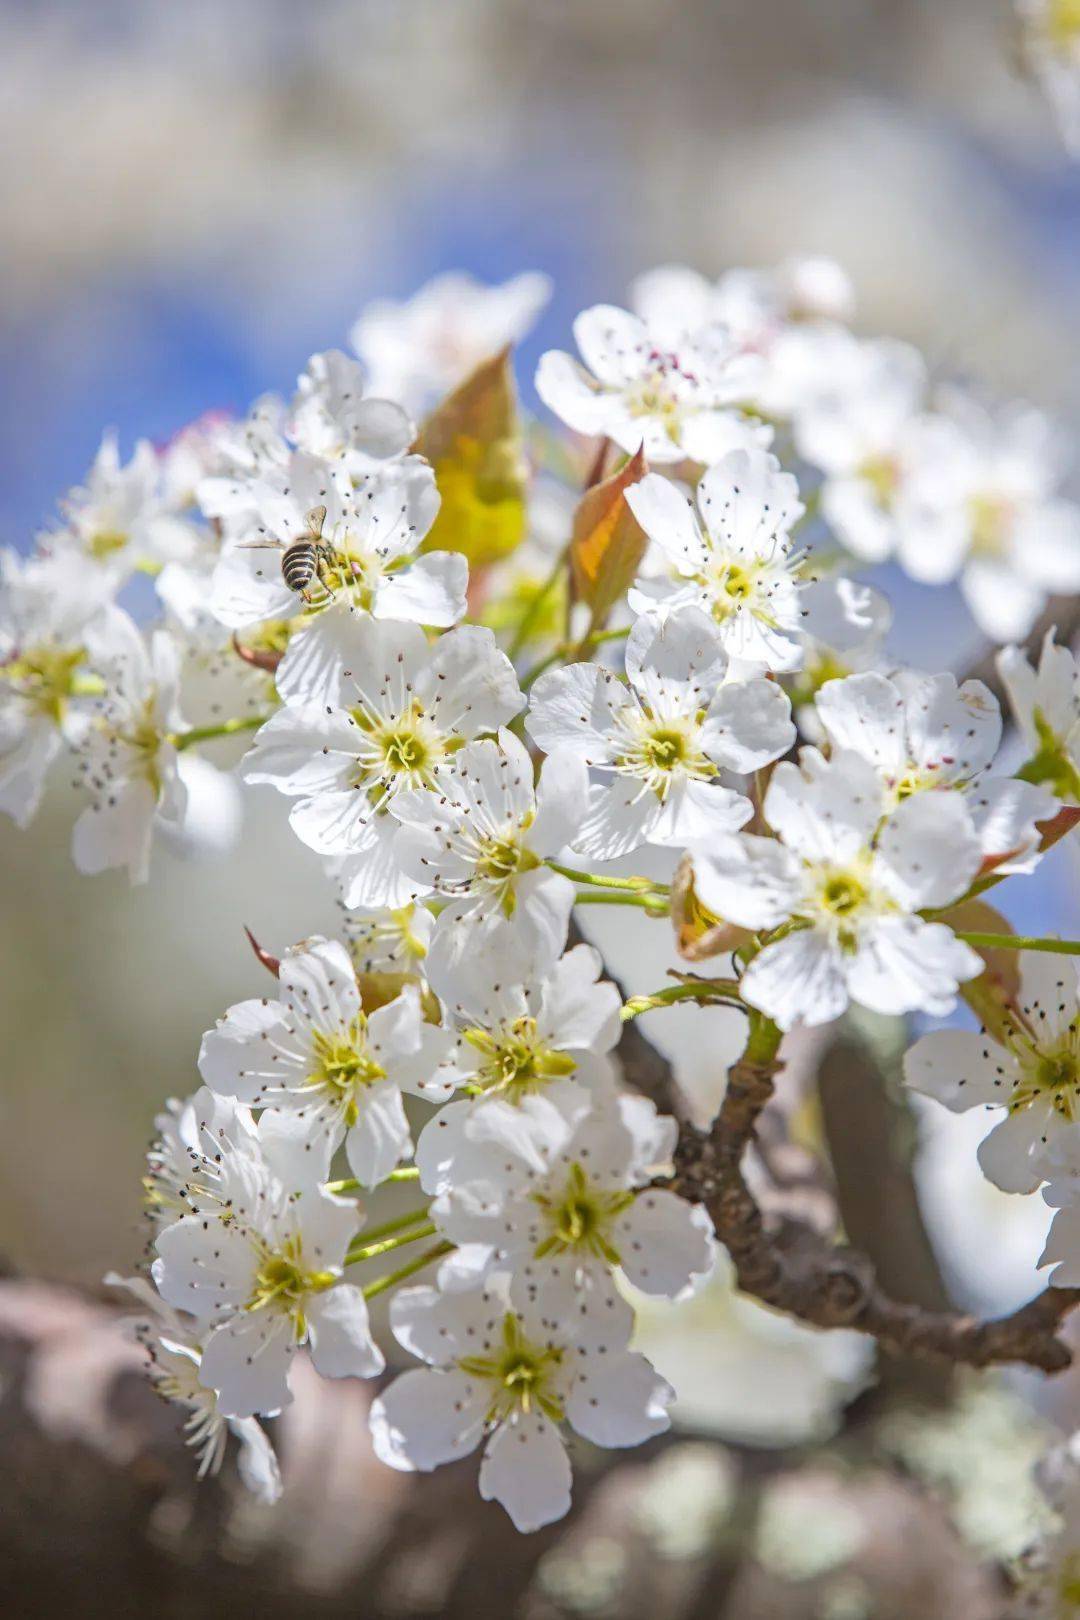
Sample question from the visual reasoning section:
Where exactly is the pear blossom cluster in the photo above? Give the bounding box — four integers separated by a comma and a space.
7, 264, 1080, 1543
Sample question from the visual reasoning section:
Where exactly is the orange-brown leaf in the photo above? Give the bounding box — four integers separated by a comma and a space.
570, 445, 649, 627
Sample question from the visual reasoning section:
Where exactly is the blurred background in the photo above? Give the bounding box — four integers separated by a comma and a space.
3, 1, 1080, 1615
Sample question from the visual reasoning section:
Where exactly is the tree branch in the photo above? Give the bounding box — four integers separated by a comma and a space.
667, 1019, 1080, 1376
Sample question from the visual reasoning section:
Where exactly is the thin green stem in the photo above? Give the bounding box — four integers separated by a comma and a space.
347, 1206, 430, 1246
954, 931, 1080, 957
621, 979, 746, 1020
519, 645, 564, 693
548, 861, 667, 894
326, 1167, 419, 1195
172, 713, 270, 751
573, 889, 669, 914
345, 1220, 437, 1269
518, 626, 632, 692
361, 1241, 455, 1301
507, 544, 569, 658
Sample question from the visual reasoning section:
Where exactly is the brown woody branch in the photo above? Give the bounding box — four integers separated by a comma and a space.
665, 1030, 1080, 1374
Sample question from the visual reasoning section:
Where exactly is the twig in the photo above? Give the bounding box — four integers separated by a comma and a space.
669, 1019, 1080, 1374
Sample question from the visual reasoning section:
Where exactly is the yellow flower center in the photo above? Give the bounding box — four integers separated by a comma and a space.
307, 1019, 386, 1126
968, 492, 1013, 559
3, 642, 85, 723
245, 1235, 336, 1339
627, 371, 682, 440
533, 1161, 633, 1263
804, 860, 883, 953
463, 1016, 577, 1101
87, 529, 129, 560
858, 454, 899, 509
643, 728, 688, 771
819, 872, 867, 917
458, 1313, 566, 1423
1011, 1043, 1080, 1122
476, 831, 539, 883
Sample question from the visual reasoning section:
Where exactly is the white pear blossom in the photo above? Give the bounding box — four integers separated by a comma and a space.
906, 957, 1080, 1195
0, 547, 118, 827
350, 270, 552, 413
71, 614, 189, 884
793, 332, 944, 565
153, 1130, 383, 1418
416, 943, 622, 1192
198, 936, 452, 1188
143, 1086, 261, 1226
631, 256, 855, 352
290, 348, 413, 471
999, 632, 1080, 803
900, 389, 1080, 641
196, 396, 292, 530
526, 607, 794, 861
630, 257, 855, 423
792, 576, 893, 739
208, 452, 466, 663
106, 1273, 281, 1503
241, 618, 523, 908
432, 1088, 715, 1317
391, 730, 586, 985
370, 1270, 672, 1533
48, 431, 199, 581
342, 901, 435, 976
1018, 0, 1080, 157
626, 448, 823, 670
536, 303, 768, 466
691, 747, 984, 1029
815, 668, 1058, 872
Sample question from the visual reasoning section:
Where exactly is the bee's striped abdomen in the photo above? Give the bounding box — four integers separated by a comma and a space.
281, 541, 319, 594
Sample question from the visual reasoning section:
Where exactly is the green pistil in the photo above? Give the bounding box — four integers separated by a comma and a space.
820, 873, 866, 917
383, 730, 428, 772
458, 1313, 566, 1424
463, 1017, 577, 1100
475, 832, 540, 918
306, 1020, 385, 1126
532, 1161, 633, 1264
1011, 1046, 1080, 1121
641, 728, 687, 772
3, 643, 86, 723
245, 1237, 335, 1339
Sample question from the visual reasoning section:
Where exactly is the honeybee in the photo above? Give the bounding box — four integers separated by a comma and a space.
240, 504, 336, 602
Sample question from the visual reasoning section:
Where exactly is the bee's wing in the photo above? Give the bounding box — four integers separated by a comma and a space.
305, 504, 328, 538
234, 540, 284, 551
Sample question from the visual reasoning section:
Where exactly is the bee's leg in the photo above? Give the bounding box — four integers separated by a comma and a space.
316, 548, 338, 602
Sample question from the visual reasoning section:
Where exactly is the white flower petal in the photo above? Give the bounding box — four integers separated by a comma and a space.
614, 1190, 716, 1297
370, 1368, 487, 1471
565, 1349, 672, 1448
306, 1284, 385, 1379
478, 1412, 573, 1532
